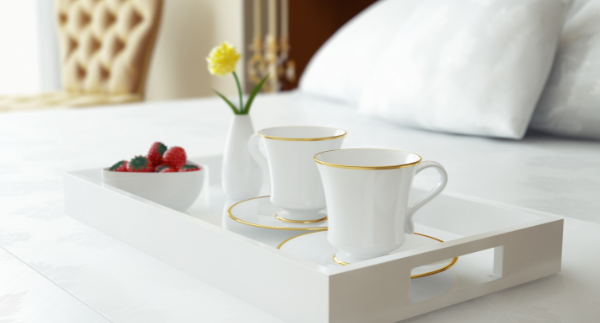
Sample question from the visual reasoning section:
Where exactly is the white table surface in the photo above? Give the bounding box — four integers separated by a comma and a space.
1, 92, 600, 322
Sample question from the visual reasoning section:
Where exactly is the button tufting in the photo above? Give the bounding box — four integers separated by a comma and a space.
69, 38, 79, 50
100, 65, 110, 80
114, 37, 125, 53
56, 0, 163, 97
59, 13, 68, 25
130, 10, 143, 29
91, 37, 101, 53
1, 0, 162, 111
106, 11, 116, 26
81, 12, 91, 26
77, 65, 87, 79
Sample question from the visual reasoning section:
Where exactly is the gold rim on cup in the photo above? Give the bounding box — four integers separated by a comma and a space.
258, 126, 347, 142
314, 148, 422, 170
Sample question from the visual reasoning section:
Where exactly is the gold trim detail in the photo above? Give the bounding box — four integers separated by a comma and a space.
412, 255, 459, 279
275, 214, 328, 224
276, 231, 323, 249
332, 255, 349, 266
278, 231, 458, 279
227, 196, 328, 231
258, 126, 347, 141
314, 148, 422, 170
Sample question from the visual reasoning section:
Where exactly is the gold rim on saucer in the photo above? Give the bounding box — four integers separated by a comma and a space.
275, 214, 328, 224
258, 126, 347, 142
227, 196, 328, 231
278, 231, 459, 279
332, 255, 349, 266
277, 231, 325, 249
314, 148, 422, 170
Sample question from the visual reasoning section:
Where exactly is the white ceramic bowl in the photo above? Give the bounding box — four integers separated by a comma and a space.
102, 164, 204, 211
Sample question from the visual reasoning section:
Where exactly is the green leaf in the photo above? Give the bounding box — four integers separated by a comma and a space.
232, 71, 244, 114
155, 142, 167, 156
214, 90, 239, 114
243, 74, 269, 114
109, 160, 126, 171
181, 164, 200, 171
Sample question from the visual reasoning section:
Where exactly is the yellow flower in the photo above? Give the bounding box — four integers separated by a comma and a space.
206, 42, 241, 76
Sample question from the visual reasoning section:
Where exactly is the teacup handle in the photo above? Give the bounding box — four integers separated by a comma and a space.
248, 134, 270, 193
405, 161, 448, 234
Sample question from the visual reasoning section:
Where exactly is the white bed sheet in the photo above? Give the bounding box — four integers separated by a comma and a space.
1, 92, 600, 322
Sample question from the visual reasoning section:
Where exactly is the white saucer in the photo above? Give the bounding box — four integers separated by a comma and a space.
278, 231, 458, 278
227, 196, 328, 231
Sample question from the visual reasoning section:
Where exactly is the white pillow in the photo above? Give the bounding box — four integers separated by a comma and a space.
357, 0, 567, 139
531, 0, 600, 140
299, 0, 421, 104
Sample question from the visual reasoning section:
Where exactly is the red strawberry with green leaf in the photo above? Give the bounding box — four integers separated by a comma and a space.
159, 166, 178, 173
155, 165, 168, 173
109, 160, 128, 172
128, 156, 154, 172
148, 142, 167, 166
163, 146, 187, 169
179, 164, 200, 172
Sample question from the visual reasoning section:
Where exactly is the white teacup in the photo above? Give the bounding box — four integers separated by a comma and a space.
314, 148, 448, 264
248, 126, 346, 222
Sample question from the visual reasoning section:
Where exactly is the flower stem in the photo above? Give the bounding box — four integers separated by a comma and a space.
244, 74, 269, 115
232, 71, 244, 114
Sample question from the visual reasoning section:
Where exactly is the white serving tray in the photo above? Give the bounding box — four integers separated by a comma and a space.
63, 155, 563, 323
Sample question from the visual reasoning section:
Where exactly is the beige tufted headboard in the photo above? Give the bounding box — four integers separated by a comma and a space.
56, 0, 163, 97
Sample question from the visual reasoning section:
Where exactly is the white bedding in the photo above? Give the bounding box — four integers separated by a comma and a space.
532, 0, 600, 139
2, 92, 600, 322
300, 0, 569, 139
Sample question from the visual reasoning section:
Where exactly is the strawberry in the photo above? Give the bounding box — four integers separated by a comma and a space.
155, 165, 168, 173
128, 156, 154, 172
148, 142, 167, 166
163, 146, 187, 169
179, 164, 200, 172
159, 166, 178, 173
109, 160, 128, 172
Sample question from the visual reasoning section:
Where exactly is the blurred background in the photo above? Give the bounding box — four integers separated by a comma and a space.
0, 0, 375, 102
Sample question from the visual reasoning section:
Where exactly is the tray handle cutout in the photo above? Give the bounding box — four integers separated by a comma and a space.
410, 245, 504, 303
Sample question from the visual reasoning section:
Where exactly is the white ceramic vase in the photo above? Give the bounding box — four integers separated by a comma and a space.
222, 115, 262, 200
